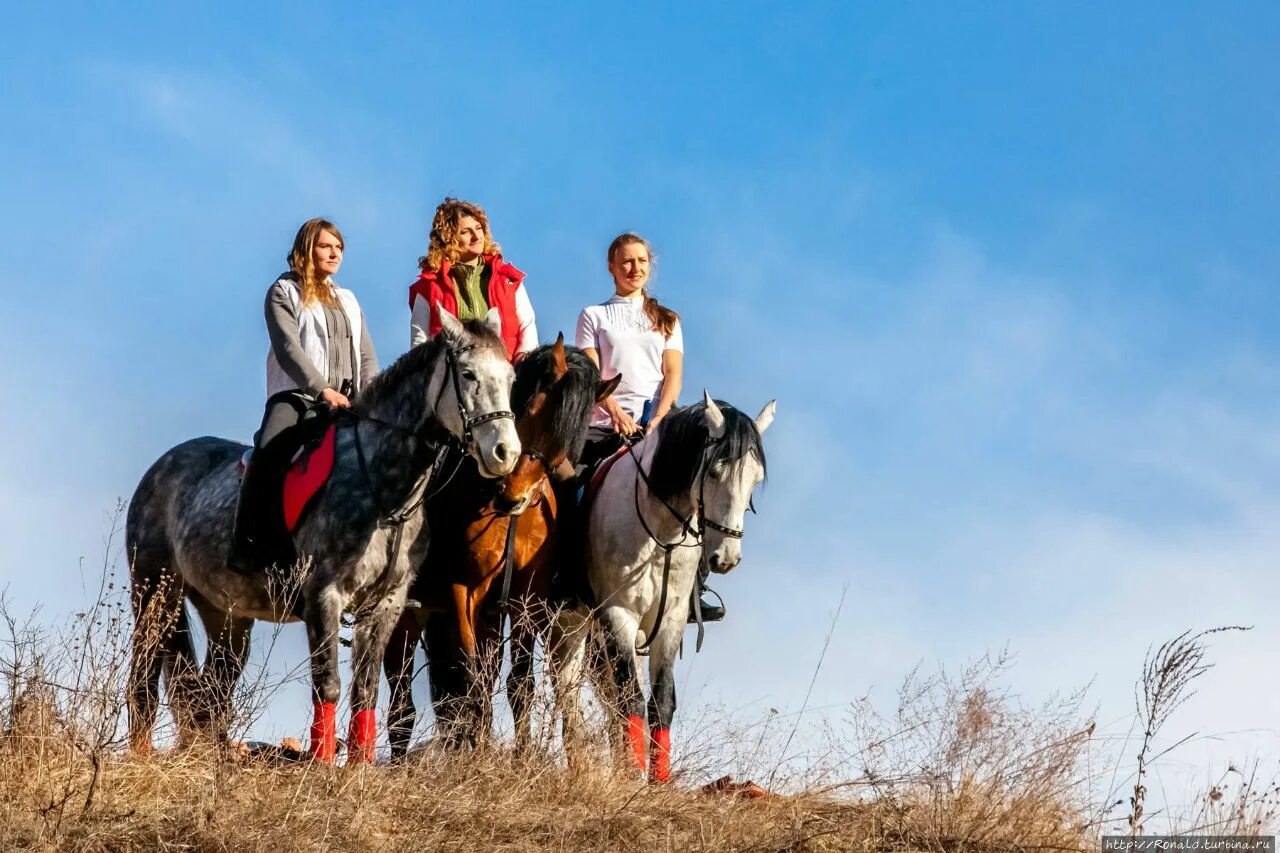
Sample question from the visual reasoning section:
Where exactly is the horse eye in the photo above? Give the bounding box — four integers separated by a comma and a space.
462, 369, 478, 381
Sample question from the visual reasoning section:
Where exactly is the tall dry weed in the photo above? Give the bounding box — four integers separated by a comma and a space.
2, 511, 1270, 850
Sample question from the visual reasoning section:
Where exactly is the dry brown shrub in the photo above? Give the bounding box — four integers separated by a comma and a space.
0, 570, 1100, 852
7, 510, 1267, 850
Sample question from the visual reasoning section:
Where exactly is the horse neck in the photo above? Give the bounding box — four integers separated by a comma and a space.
363, 350, 445, 438
632, 436, 698, 535
355, 356, 446, 506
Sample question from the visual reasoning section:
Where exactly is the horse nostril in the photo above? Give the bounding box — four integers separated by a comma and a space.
493, 442, 510, 463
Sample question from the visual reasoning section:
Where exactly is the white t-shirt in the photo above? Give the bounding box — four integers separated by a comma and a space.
575, 293, 684, 428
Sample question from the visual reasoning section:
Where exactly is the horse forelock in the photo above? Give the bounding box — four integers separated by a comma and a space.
513, 345, 600, 464
648, 401, 767, 502
458, 318, 508, 358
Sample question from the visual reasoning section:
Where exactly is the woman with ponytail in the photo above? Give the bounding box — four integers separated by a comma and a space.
574, 232, 724, 621
576, 232, 683, 448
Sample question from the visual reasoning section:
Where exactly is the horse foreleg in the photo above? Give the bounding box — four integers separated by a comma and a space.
645, 625, 682, 783
547, 609, 590, 768
600, 606, 646, 775
303, 583, 344, 763
471, 610, 506, 747
383, 609, 421, 760
450, 582, 484, 748
347, 597, 405, 765
506, 619, 538, 755
424, 611, 465, 744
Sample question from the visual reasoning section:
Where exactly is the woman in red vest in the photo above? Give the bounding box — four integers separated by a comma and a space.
409, 198, 537, 361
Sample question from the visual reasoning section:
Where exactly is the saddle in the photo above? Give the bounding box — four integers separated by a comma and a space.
581, 444, 628, 513
282, 424, 337, 531
547, 443, 632, 609
233, 411, 336, 573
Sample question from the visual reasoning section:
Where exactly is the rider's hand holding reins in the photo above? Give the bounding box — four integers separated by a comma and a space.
603, 397, 638, 436
320, 388, 351, 409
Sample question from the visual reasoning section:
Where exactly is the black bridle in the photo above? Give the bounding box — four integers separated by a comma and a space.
492, 398, 561, 628
340, 343, 516, 628
438, 343, 516, 448
624, 434, 748, 654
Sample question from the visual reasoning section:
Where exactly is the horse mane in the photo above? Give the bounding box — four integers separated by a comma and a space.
647, 401, 767, 502
512, 344, 601, 465
355, 320, 506, 413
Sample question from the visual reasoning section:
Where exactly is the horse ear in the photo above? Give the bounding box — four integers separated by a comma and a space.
754, 400, 776, 435
550, 332, 568, 377
484, 307, 503, 337
596, 374, 622, 402
438, 310, 466, 345
703, 390, 726, 439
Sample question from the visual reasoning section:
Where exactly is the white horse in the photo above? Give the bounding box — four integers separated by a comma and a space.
550, 392, 774, 781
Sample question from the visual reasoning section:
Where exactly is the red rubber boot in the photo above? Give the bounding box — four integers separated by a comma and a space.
309, 701, 337, 763
348, 709, 377, 765
649, 728, 671, 783
626, 714, 648, 772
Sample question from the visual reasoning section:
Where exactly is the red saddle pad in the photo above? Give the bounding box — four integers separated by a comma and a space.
282, 424, 337, 532
583, 445, 628, 511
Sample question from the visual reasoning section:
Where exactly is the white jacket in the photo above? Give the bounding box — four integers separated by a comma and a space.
265, 277, 365, 398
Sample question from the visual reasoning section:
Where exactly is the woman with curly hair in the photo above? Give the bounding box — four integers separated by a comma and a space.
409, 198, 537, 362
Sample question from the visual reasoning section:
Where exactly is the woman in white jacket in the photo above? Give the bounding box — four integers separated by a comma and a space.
231, 218, 379, 569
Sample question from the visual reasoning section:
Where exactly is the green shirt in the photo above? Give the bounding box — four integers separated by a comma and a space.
449, 260, 490, 322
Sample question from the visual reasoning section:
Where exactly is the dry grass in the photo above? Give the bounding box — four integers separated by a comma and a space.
0, 521, 1266, 851
0, 584, 1097, 853
0, 730, 1093, 852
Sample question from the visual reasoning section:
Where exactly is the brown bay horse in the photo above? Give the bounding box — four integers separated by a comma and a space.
383, 336, 617, 754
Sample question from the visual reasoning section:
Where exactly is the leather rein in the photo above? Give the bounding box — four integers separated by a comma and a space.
343, 342, 516, 626
625, 434, 744, 654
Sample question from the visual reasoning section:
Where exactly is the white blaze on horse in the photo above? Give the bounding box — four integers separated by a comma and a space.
125, 312, 518, 763
550, 392, 774, 781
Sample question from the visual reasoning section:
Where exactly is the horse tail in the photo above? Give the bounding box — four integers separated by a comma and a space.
126, 477, 201, 754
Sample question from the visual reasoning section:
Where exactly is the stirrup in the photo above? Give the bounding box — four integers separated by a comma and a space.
689, 587, 725, 624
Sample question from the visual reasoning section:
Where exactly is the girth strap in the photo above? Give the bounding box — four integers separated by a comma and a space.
497, 513, 519, 629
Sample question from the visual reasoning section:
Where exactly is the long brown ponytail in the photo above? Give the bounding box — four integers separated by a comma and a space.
607, 232, 678, 338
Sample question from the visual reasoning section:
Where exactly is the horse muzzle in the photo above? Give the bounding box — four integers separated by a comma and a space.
706, 548, 741, 574
471, 421, 521, 478
492, 491, 531, 517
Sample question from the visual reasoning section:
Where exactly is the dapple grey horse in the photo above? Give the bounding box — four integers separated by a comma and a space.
549, 393, 773, 781
125, 312, 519, 763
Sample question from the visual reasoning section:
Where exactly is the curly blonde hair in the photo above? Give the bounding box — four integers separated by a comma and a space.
608, 232, 679, 338
287, 218, 343, 307
418, 198, 502, 272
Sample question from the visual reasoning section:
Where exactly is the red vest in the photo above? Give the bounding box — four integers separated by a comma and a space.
407, 255, 525, 362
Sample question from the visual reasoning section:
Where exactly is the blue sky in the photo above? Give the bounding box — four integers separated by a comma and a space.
3, 2, 1279, 809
